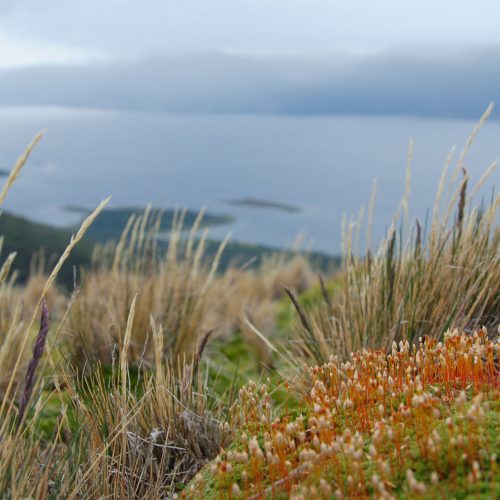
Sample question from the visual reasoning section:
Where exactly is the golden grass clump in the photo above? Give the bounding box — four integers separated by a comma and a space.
66, 208, 229, 368
210, 255, 315, 368
288, 108, 499, 363
66, 207, 315, 370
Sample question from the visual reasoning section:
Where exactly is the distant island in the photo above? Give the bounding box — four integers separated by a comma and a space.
64, 205, 235, 243
224, 197, 302, 213
0, 169, 10, 177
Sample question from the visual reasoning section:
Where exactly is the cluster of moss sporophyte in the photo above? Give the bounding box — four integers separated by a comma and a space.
190, 328, 499, 499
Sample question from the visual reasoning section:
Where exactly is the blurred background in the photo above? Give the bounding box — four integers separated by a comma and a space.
1, 0, 499, 254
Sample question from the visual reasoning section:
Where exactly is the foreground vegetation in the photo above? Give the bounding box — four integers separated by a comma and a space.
199, 329, 499, 499
0, 108, 498, 498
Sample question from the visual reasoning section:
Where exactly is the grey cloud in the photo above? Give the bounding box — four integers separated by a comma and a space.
0, 48, 498, 119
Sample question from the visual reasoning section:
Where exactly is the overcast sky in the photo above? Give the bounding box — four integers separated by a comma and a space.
2, 1, 500, 67
1, 1, 499, 118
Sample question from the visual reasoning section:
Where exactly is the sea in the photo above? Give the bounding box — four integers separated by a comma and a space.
1, 106, 499, 254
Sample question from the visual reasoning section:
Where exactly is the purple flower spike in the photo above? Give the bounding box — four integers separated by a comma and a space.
17, 300, 50, 429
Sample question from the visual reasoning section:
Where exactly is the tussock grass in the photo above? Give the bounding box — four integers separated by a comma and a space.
52, 310, 232, 498
66, 209, 313, 371
66, 208, 229, 368
287, 107, 499, 364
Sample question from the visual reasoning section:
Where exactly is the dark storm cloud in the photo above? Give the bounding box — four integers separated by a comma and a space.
0, 47, 498, 119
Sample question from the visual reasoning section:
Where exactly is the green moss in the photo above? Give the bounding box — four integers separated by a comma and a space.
35, 391, 70, 439
277, 277, 341, 332
204, 331, 298, 409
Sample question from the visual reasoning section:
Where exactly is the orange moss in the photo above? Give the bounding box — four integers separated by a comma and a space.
192, 327, 499, 499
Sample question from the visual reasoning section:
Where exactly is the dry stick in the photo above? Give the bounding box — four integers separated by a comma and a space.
283, 286, 312, 335
456, 167, 468, 242
17, 300, 49, 429
193, 329, 214, 378
318, 273, 333, 316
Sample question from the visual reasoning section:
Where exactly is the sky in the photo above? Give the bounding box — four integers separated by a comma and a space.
0, 1, 499, 119
2, 1, 500, 66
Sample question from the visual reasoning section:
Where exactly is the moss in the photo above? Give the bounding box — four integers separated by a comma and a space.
277, 277, 341, 332
197, 370, 499, 499
35, 391, 69, 439
204, 331, 299, 409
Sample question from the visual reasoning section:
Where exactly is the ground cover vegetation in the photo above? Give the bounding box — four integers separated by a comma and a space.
0, 107, 498, 498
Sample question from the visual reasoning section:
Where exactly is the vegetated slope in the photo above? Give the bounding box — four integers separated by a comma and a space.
65, 206, 337, 271
64, 206, 235, 243
1, 106, 498, 499
206, 239, 338, 274
0, 211, 93, 284
0, 209, 339, 286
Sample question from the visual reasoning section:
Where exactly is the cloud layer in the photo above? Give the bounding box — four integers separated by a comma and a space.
0, 47, 498, 119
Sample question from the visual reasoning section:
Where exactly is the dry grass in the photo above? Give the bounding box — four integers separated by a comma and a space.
51, 314, 232, 499
65, 208, 230, 368
287, 109, 499, 364
0, 133, 313, 496
65, 209, 314, 371
0, 134, 42, 393
211, 255, 315, 368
